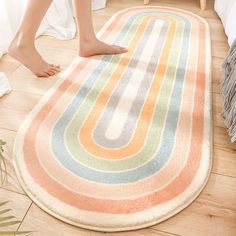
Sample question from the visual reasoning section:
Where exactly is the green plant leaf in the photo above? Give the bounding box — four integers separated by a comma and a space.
0, 202, 9, 207
0, 216, 16, 222
0, 139, 7, 184
0, 209, 11, 215
0, 140, 6, 145
0, 220, 21, 227
0, 231, 32, 235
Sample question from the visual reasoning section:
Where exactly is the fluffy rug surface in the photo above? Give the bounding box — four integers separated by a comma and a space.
221, 39, 236, 142
14, 6, 212, 232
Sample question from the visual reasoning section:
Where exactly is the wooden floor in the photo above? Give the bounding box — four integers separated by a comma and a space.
0, 0, 236, 235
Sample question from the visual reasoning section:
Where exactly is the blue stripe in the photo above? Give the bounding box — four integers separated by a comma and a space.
51, 11, 191, 184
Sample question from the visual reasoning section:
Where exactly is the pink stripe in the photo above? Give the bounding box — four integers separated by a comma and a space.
36, 14, 200, 199
22, 7, 208, 214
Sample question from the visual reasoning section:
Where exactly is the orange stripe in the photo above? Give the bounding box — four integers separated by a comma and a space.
23, 8, 208, 214
35, 11, 200, 200
34, 11, 199, 200
79, 16, 176, 159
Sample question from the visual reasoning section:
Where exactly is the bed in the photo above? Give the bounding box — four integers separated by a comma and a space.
215, 0, 236, 46
144, 0, 206, 10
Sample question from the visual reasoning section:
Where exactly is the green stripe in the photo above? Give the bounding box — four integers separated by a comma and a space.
62, 13, 186, 171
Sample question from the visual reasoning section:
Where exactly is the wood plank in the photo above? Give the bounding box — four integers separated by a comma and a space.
213, 146, 236, 177
0, 91, 40, 111
152, 174, 236, 236
212, 66, 221, 94
8, 66, 62, 96
214, 126, 236, 150
19, 203, 105, 236
0, 54, 20, 77
36, 36, 78, 51
213, 126, 236, 178
0, 108, 28, 131
107, 229, 179, 236
212, 41, 230, 58
212, 93, 226, 128
36, 45, 77, 69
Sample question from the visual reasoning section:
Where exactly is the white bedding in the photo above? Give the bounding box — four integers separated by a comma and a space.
215, 0, 236, 46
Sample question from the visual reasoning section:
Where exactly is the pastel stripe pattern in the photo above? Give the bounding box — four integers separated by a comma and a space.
13, 7, 212, 232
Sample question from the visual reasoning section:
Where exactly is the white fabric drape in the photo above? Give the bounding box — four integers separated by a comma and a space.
0, 0, 107, 57
0, 72, 11, 97
215, 0, 236, 46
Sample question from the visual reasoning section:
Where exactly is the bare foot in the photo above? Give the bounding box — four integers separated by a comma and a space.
8, 39, 61, 77
79, 38, 128, 57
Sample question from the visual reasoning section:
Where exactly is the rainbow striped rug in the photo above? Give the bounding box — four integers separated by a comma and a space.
14, 6, 212, 232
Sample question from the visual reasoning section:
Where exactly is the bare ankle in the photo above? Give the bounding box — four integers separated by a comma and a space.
80, 35, 97, 45
10, 33, 35, 51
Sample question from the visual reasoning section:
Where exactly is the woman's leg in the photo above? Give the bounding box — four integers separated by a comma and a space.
73, 0, 128, 57
8, 0, 61, 77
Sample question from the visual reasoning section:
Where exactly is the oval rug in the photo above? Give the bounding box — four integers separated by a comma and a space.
13, 6, 212, 232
